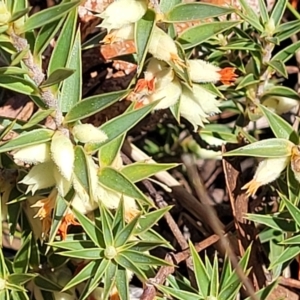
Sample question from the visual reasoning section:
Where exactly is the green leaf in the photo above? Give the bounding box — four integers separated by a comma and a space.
134, 207, 171, 235
267, 60, 287, 78
121, 250, 172, 266
286, 165, 300, 205
22, 109, 55, 129
189, 241, 209, 297
114, 215, 140, 248
58, 248, 104, 259
210, 254, 219, 297
156, 284, 200, 300
21, 1, 81, 33
34, 275, 63, 292
269, 245, 300, 269
159, 0, 181, 13
115, 268, 129, 300
59, 28, 82, 112
258, 0, 269, 24
98, 135, 125, 167
269, 231, 285, 278
276, 20, 300, 41
62, 261, 101, 291
115, 254, 147, 281
40, 68, 75, 88
9, 7, 30, 23
237, 0, 264, 32
86, 102, 157, 152
135, 9, 156, 70
99, 203, 114, 247
73, 146, 90, 196
166, 3, 234, 22
64, 90, 129, 123
13, 233, 32, 274
0, 67, 27, 75
281, 234, 300, 245
7, 274, 36, 286
271, 40, 300, 63
262, 86, 300, 101
245, 280, 278, 300
258, 104, 298, 143
222, 138, 293, 158
78, 259, 110, 299
34, 18, 66, 56
0, 75, 38, 95
71, 208, 104, 248
102, 262, 117, 300
282, 196, 300, 228
98, 167, 153, 206
0, 129, 54, 153
50, 240, 95, 251
178, 21, 240, 50
270, 0, 287, 27
246, 213, 297, 232
121, 163, 177, 183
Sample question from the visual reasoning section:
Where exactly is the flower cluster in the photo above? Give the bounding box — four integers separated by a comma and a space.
98, 0, 237, 131
15, 124, 139, 239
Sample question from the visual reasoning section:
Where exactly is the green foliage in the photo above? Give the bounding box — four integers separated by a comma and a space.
0, 0, 300, 299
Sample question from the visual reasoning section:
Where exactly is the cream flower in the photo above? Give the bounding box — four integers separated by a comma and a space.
148, 26, 185, 68
20, 161, 56, 194
188, 59, 237, 85
51, 131, 74, 181
72, 124, 108, 144
179, 84, 221, 131
262, 96, 299, 115
128, 58, 182, 109
14, 143, 51, 164
102, 23, 135, 44
0, 2, 10, 24
242, 156, 289, 196
99, 0, 147, 32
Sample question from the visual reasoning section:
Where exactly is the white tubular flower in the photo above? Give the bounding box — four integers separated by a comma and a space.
148, 26, 184, 67
103, 23, 135, 44
20, 161, 56, 194
51, 131, 74, 181
72, 124, 108, 144
179, 84, 221, 131
188, 59, 237, 85
14, 143, 51, 164
53, 166, 72, 197
242, 157, 289, 197
150, 73, 182, 110
262, 96, 299, 115
99, 0, 147, 32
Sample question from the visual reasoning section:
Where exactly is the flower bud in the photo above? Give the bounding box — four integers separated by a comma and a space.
99, 0, 147, 32
51, 131, 74, 181
103, 23, 135, 44
262, 96, 299, 115
148, 26, 184, 67
188, 59, 237, 85
72, 124, 108, 144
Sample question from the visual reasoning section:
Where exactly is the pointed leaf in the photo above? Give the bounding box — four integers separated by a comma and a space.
178, 21, 240, 50
270, 0, 287, 27
40, 68, 75, 88
22, 109, 55, 129
0, 129, 54, 153
0, 75, 38, 95
98, 167, 153, 206
166, 3, 234, 22
115, 215, 140, 248
64, 90, 129, 123
21, 1, 81, 33
222, 138, 293, 158
269, 245, 300, 269
115, 268, 129, 300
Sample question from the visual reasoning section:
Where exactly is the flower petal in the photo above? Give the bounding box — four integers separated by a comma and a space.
99, 0, 147, 32
51, 131, 74, 180
20, 161, 56, 194
14, 143, 51, 164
